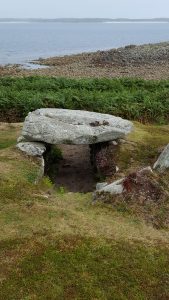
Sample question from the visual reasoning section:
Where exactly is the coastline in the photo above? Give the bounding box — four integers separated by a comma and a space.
1, 17, 169, 23
1, 42, 169, 79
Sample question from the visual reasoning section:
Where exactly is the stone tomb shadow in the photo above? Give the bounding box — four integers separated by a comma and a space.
45, 144, 96, 193
44, 141, 118, 193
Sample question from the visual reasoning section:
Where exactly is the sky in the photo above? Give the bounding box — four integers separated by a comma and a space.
0, 0, 169, 19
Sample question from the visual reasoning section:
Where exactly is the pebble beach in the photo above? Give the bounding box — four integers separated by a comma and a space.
1, 42, 169, 79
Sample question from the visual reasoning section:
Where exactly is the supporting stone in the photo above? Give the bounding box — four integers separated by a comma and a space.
16, 141, 46, 157
153, 144, 169, 172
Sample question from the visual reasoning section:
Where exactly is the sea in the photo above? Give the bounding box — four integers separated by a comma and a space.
0, 21, 169, 66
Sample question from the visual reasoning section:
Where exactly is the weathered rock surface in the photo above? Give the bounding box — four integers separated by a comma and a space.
94, 167, 153, 198
35, 157, 45, 183
153, 144, 169, 171
20, 109, 133, 145
16, 142, 46, 157
96, 178, 124, 195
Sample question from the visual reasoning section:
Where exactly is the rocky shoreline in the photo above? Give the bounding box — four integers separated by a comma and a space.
1, 42, 169, 79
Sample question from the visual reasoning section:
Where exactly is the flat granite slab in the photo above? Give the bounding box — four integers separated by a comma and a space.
20, 108, 133, 145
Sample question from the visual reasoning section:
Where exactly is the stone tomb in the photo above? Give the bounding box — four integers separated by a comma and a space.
17, 109, 133, 191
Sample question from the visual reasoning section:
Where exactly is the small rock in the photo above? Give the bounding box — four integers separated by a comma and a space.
96, 178, 124, 196
111, 141, 118, 146
139, 166, 153, 174
96, 182, 108, 190
116, 166, 119, 172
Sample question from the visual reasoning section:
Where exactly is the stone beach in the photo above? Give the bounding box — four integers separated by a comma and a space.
1, 42, 169, 79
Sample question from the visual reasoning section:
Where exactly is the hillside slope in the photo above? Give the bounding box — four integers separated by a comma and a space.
0, 122, 169, 299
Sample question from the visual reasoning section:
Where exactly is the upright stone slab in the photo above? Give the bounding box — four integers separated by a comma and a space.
20, 109, 133, 145
153, 144, 169, 171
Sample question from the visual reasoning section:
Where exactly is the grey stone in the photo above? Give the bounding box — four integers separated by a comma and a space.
94, 167, 153, 198
96, 182, 108, 190
97, 178, 124, 195
16, 142, 46, 157
21, 109, 133, 145
110, 140, 118, 145
35, 157, 45, 183
153, 144, 169, 171
139, 166, 153, 174
17, 136, 27, 143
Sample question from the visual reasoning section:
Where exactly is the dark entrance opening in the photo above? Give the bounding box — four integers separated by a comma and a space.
44, 142, 117, 193
45, 144, 96, 193
55, 144, 96, 193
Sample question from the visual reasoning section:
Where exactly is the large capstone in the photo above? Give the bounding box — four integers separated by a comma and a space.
20, 109, 133, 145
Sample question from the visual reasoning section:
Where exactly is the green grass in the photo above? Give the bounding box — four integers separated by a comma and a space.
0, 122, 169, 299
0, 236, 169, 300
0, 76, 169, 123
0, 123, 21, 150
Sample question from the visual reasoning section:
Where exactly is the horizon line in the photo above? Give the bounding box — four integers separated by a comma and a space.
0, 17, 169, 20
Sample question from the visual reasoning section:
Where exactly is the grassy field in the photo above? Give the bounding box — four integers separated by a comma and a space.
0, 76, 169, 123
0, 122, 169, 299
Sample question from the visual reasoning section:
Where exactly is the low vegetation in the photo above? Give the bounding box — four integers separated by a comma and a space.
0, 76, 169, 123
0, 122, 169, 299
0, 74, 169, 299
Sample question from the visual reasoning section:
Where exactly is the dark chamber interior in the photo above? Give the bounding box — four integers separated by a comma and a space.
44, 142, 117, 193
45, 144, 96, 193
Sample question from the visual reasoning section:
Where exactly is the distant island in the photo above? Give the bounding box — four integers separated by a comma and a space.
0, 18, 169, 23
